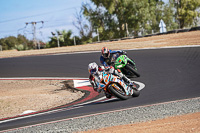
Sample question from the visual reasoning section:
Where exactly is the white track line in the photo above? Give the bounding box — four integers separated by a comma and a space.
0, 96, 107, 124
1, 97, 199, 133
0, 78, 145, 124
0, 77, 88, 80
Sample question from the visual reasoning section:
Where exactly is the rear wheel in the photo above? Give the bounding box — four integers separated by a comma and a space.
108, 84, 129, 100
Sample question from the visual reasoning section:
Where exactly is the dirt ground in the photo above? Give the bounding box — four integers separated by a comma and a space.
82, 112, 200, 133
0, 31, 200, 58
0, 31, 200, 132
0, 80, 84, 119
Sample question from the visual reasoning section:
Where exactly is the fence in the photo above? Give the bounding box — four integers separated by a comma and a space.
90, 26, 200, 44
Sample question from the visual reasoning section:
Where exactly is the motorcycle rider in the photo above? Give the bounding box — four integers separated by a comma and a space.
100, 47, 127, 66
88, 62, 133, 98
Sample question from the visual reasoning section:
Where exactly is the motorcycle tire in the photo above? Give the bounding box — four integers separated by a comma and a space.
108, 84, 129, 100
125, 64, 140, 77
132, 89, 140, 97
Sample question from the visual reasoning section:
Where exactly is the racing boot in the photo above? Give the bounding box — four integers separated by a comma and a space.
104, 91, 112, 99
122, 75, 133, 87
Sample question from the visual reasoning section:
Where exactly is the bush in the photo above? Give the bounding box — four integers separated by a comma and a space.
15, 44, 28, 51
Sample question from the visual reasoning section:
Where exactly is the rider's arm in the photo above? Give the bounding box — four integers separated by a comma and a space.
98, 66, 104, 71
89, 75, 98, 91
89, 73, 105, 93
93, 75, 105, 93
114, 69, 132, 84
110, 67, 131, 83
100, 55, 108, 66
112, 67, 123, 78
110, 50, 127, 55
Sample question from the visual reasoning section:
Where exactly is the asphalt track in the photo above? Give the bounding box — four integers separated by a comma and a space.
0, 46, 200, 131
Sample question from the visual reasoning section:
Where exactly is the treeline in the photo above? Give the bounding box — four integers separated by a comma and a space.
0, 35, 35, 51
0, 0, 200, 50
77, 0, 200, 41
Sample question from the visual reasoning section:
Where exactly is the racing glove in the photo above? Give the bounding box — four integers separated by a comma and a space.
122, 51, 127, 55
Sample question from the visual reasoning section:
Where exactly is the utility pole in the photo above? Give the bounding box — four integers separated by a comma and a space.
32, 22, 37, 49
74, 36, 76, 46
25, 21, 44, 49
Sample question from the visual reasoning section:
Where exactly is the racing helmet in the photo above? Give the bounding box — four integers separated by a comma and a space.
88, 62, 98, 74
101, 47, 110, 58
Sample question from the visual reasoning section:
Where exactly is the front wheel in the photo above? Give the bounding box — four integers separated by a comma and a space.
108, 84, 129, 100
125, 64, 140, 77
132, 89, 140, 97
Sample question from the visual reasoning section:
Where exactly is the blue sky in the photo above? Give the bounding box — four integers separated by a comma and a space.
0, 0, 169, 42
0, 0, 92, 42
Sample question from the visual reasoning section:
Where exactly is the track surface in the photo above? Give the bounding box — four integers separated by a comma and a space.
0, 47, 200, 130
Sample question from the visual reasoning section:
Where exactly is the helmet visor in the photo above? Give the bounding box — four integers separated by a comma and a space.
103, 53, 108, 58
89, 68, 97, 74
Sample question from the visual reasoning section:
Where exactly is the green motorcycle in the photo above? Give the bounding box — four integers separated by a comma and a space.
113, 54, 140, 78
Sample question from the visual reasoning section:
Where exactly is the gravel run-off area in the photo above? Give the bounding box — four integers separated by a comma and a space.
4, 97, 200, 133
0, 31, 200, 132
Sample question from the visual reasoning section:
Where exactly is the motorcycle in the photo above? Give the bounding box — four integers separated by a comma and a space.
111, 54, 140, 78
97, 71, 140, 100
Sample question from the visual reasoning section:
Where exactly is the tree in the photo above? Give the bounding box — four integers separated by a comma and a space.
0, 38, 7, 50
82, 3, 119, 40
0, 35, 35, 50
176, 0, 200, 28
48, 30, 74, 48
147, 0, 178, 33
16, 34, 34, 50
73, 9, 93, 44
5, 36, 18, 50
89, 0, 133, 37
61, 30, 74, 46
162, 1, 178, 31
80, 0, 194, 40
125, 0, 151, 36
82, 0, 155, 37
